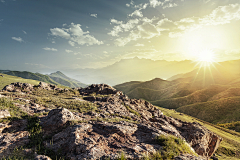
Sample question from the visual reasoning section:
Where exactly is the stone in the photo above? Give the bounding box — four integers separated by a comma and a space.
0, 131, 30, 158
0, 109, 11, 119
40, 108, 76, 134
34, 155, 52, 160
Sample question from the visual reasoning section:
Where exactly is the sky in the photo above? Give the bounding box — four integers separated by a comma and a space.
1, 0, 240, 72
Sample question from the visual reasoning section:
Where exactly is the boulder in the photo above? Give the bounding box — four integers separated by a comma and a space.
2, 82, 34, 92
0, 109, 11, 119
0, 131, 30, 158
34, 155, 52, 160
40, 108, 75, 134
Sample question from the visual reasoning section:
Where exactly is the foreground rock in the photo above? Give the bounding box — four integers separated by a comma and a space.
0, 82, 222, 159
0, 109, 11, 119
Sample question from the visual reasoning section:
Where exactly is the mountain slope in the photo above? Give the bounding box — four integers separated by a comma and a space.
0, 73, 40, 90
151, 84, 230, 109
114, 59, 240, 126
0, 70, 87, 88
1, 71, 59, 85
69, 58, 197, 85
48, 71, 87, 88
176, 96, 240, 124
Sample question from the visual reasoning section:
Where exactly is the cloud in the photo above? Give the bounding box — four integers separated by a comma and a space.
65, 49, 73, 53
0, 0, 5, 3
200, 3, 240, 25
43, 47, 58, 51
50, 23, 103, 46
129, 10, 143, 17
149, 0, 162, 8
108, 19, 139, 37
22, 30, 27, 34
90, 14, 97, 18
68, 41, 75, 46
12, 37, 24, 43
162, 3, 178, 9
135, 43, 144, 46
126, 3, 130, 7
109, 3, 240, 46
112, 18, 160, 46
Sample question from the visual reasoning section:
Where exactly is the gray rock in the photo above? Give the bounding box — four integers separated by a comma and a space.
0, 109, 11, 119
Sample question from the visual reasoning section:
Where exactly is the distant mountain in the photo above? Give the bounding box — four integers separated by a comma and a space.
114, 59, 240, 124
66, 57, 197, 85
0, 70, 87, 88
48, 71, 87, 88
0, 71, 59, 85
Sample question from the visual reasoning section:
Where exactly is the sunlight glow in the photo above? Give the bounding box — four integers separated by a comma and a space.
197, 49, 215, 63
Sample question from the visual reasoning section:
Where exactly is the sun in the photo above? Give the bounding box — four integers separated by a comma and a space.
196, 49, 215, 63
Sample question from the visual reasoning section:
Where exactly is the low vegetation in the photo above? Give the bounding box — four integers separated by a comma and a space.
0, 73, 39, 90
218, 121, 240, 132
158, 106, 240, 160
0, 97, 27, 123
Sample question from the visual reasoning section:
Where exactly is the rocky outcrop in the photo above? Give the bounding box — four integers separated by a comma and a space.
40, 108, 81, 135
78, 84, 119, 95
34, 155, 52, 160
0, 82, 222, 159
2, 82, 34, 92
0, 131, 30, 158
0, 109, 11, 119
39, 84, 221, 159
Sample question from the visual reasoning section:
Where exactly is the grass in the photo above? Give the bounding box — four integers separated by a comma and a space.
218, 121, 240, 132
0, 97, 28, 123
124, 104, 141, 117
151, 134, 196, 160
176, 96, 240, 124
26, 116, 66, 160
0, 73, 40, 90
157, 106, 240, 160
2, 88, 98, 113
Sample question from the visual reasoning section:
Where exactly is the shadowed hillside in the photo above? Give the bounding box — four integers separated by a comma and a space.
0, 70, 86, 88
48, 71, 87, 88
115, 60, 240, 126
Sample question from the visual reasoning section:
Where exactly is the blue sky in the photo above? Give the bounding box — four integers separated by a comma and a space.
1, 0, 240, 72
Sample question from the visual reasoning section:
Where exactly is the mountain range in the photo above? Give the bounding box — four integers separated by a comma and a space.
0, 70, 87, 88
65, 57, 198, 85
114, 59, 240, 124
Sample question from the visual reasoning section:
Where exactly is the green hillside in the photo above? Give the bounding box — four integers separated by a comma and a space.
1, 71, 59, 85
0, 70, 86, 88
176, 96, 240, 124
158, 107, 240, 160
48, 71, 87, 88
151, 84, 230, 109
0, 73, 40, 90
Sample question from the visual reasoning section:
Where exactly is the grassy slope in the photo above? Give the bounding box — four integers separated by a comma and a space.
2, 71, 59, 85
150, 84, 230, 109
0, 73, 40, 90
49, 71, 87, 88
158, 107, 240, 160
176, 96, 240, 124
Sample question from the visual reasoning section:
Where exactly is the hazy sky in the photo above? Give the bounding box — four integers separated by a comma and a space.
1, 0, 240, 72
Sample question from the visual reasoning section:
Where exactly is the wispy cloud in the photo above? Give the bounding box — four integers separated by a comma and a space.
50, 23, 103, 46
0, 0, 5, 3
12, 37, 24, 43
129, 10, 143, 17
109, 3, 240, 46
65, 49, 73, 53
22, 30, 27, 34
43, 47, 58, 51
90, 14, 97, 18
135, 43, 144, 46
